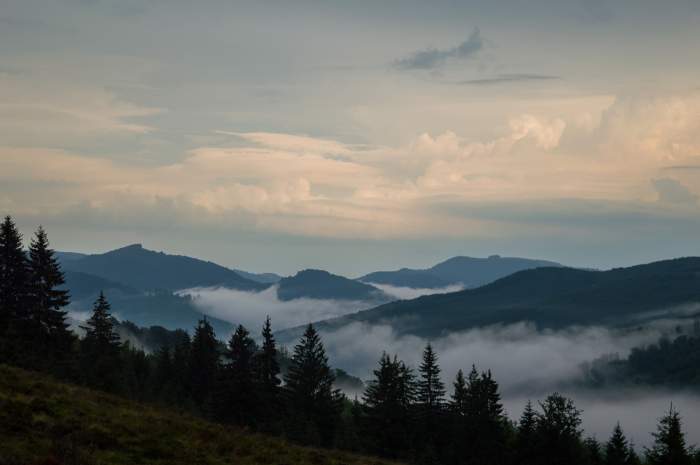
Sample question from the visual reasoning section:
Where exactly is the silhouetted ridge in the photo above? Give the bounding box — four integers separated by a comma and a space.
277, 269, 392, 302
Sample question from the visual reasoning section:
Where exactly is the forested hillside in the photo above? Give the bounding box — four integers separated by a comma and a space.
311, 258, 700, 338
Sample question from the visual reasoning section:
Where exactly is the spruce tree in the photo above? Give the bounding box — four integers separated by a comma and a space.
80, 292, 122, 391
627, 445, 642, 465
0, 215, 31, 364
416, 343, 445, 412
363, 353, 415, 458
449, 369, 468, 415
28, 226, 74, 372
188, 318, 220, 412
646, 406, 693, 465
606, 423, 631, 465
585, 437, 604, 465
218, 324, 257, 426
284, 323, 343, 447
514, 400, 539, 464
255, 316, 281, 429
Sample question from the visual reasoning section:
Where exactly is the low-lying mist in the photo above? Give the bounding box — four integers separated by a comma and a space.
366, 282, 465, 300
313, 321, 700, 448
179, 285, 373, 331
179, 283, 464, 332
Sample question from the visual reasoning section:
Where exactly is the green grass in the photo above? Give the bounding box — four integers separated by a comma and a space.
0, 365, 397, 465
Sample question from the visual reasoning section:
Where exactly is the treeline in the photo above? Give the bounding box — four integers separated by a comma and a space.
584, 324, 700, 389
1, 215, 699, 465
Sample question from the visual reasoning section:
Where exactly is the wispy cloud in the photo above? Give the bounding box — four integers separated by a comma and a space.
459, 73, 560, 86
394, 28, 483, 70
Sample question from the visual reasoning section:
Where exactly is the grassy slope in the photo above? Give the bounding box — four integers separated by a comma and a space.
0, 365, 395, 465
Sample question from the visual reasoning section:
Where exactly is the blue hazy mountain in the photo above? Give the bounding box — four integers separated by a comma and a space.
59, 244, 265, 292
276, 269, 392, 303
359, 255, 563, 289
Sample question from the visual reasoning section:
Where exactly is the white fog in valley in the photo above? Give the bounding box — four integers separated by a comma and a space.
366, 283, 465, 300
315, 321, 700, 448
166, 286, 700, 447
178, 286, 372, 330
179, 283, 464, 331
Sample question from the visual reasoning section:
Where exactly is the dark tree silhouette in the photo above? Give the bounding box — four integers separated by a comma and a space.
188, 318, 220, 412
255, 316, 281, 430
284, 324, 343, 447
218, 324, 257, 426
535, 393, 585, 465
606, 423, 631, 465
646, 406, 693, 465
28, 226, 74, 372
0, 215, 31, 364
363, 353, 416, 458
416, 343, 445, 412
80, 292, 122, 391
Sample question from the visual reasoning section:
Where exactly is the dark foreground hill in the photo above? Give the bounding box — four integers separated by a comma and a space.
0, 365, 397, 465
308, 257, 700, 338
359, 255, 563, 289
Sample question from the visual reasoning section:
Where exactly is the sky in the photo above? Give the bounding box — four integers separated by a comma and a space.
2, 0, 700, 276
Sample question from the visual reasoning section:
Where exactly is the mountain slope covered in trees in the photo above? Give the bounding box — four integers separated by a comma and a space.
359, 255, 563, 289
59, 244, 265, 292
309, 258, 700, 338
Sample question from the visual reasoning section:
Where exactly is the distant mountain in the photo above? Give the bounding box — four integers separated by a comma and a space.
359, 255, 563, 289
63, 270, 139, 301
360, 268, 451, 289
303, 257, 700, 338
59, 244, 265, 292
56, 251, 87, 262
276, 269, 392, 302
233, 269, 282, 284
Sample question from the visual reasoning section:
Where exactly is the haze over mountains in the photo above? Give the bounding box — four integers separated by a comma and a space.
359, 255, 563, 289
55, 243, 576, 334
297, 257, 700, 340
55, 243, 700, 356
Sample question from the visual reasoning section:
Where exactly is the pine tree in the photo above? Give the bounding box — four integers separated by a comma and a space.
627, 444, 642, 465
255, 316, 281, 430
463, 366, 507, 465
80, 292, 122, 391
0, 215, 31, 364
151, 345, 173, 401
188, 318, 220, 412
218, 324, 257, 426
363, 353, 416, 458
171, 332, 191, 404
416, 343, 445, 412
449, 369, 468, 415
515, 400, 538, 464
646, 406, 693, 465
585, 437, 604, 465
28, 226, 74, 372
606, 423, 630, 465
284, 324, 343, 447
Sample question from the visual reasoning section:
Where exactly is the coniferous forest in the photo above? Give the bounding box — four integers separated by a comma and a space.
2, 215, 700, 465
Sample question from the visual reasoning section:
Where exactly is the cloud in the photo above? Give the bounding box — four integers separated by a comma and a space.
652, 178, 698, 205
394, 28, 483, 70
459, 74, 560, 86
3, 93, 700, 247
366, 283, 465, 300
178, 286, 376, 333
